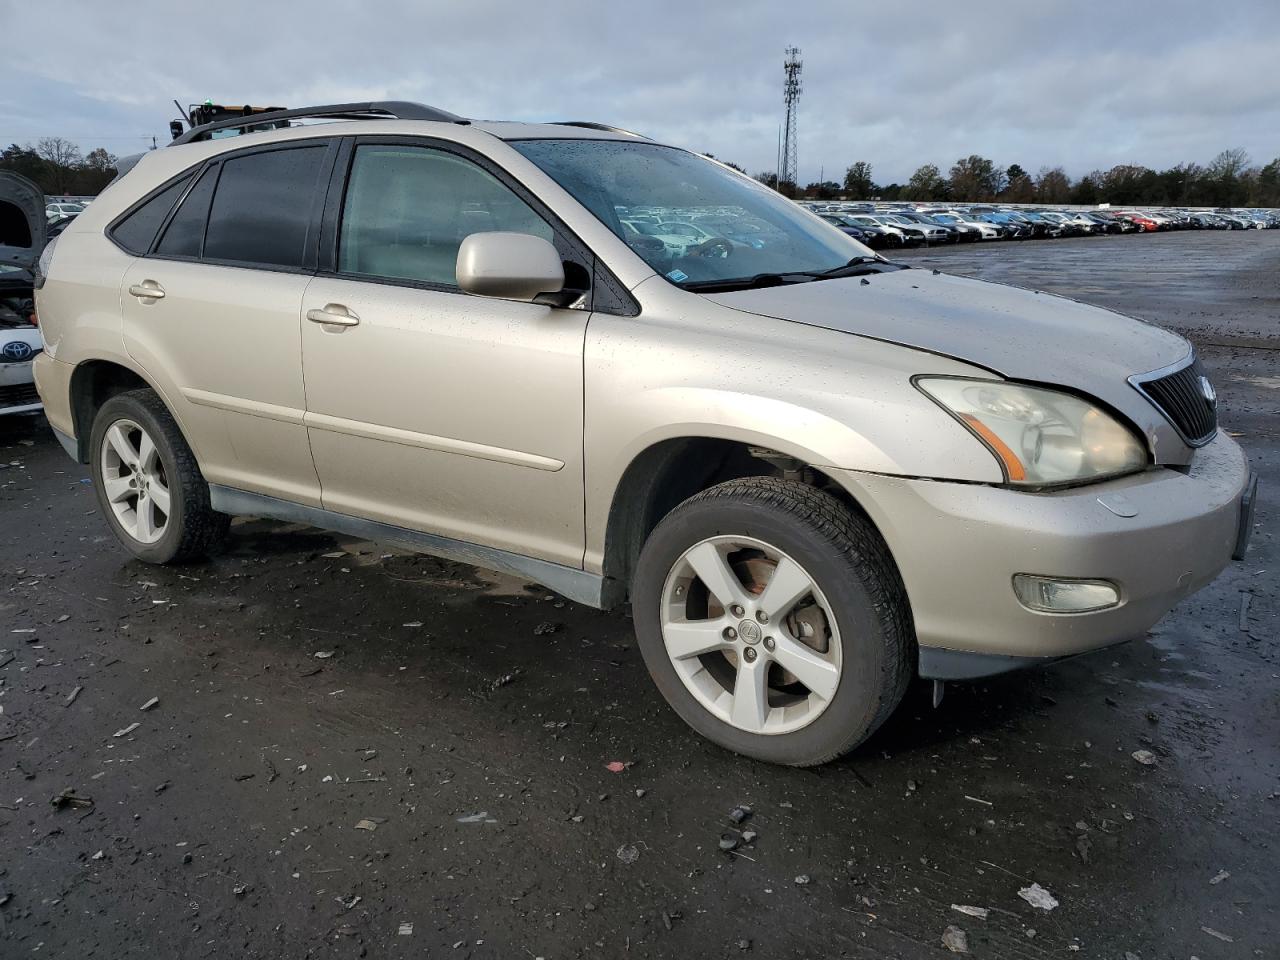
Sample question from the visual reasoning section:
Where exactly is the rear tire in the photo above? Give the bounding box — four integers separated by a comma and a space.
90, 389, 230, 564
632, 478, 913, 766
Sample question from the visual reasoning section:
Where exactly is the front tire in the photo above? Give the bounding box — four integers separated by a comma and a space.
90, 389, 230, 564
632, 478, 913, 766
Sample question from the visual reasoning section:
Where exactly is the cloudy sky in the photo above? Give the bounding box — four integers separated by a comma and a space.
3, 0, 1276, 185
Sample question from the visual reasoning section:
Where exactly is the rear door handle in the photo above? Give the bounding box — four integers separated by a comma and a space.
128, 280, 165, 301
306, 304, 360, 327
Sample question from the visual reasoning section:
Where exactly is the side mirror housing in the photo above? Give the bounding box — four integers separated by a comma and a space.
456, 232, 565, 302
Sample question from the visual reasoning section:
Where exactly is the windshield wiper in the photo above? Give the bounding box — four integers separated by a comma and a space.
682, 272, 819, 292
682, 257, 904, 293
804, 256, 904, 278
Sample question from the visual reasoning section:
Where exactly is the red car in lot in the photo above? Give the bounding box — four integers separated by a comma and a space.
1116, 212, 1159, 232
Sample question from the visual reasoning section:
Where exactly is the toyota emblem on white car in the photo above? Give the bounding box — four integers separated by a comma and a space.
1, 341, 35, 363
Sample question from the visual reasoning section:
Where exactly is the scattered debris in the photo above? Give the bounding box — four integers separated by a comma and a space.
1076, 833, 1092, 864
64, 685, 82, 706
457, 812, 497, 824
605, 761, 630, 773
740, 829, 758, 844
321, 551, 345, 559
51, 788, 93, 810
233, 882, 249, 897
398, 922, 414, 936
1208, 869, 1230, 885
963, 795, 993, 806
1018, 883, 1059, 911
483, 670, 520, 693
1131, 749, 1158, 766
262, 756, 278, 783
951, 905, 989, 919
719, 833, 739, 852
729, 804, 753, 824
635, 788, 646, 799
1238, 591, 1252, 631
139, 697, 159, 711
354, 818, 383, 831
233, 773, 255, 782
533, 621, 561, 636
942, 925, 969, 953
314, 650, 335, 659
616, 844, 640, 865
1201, 926, 1233, 943
336, 894, 362, 910
403, 621, 423, 628
112, 722, 140, 738
91, 850, 105, 861
794, 875, 811, 886
154, 782, 169, 794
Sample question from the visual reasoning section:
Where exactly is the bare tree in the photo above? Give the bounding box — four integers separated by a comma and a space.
1035, 166, 1072, 204
36, 137, 83, 194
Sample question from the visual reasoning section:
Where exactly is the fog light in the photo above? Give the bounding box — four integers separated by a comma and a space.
1013, 575, 1120, 613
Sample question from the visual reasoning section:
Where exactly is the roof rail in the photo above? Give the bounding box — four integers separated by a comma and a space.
170, 101, 468, 146
553, 121, 648, 139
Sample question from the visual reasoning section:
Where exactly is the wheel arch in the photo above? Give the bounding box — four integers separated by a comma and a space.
599, 434, 893, 605
68, 359, 174, 463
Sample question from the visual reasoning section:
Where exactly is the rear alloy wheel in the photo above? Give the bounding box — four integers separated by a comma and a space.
90, 389, 229, 564
633, 478, 913, 766
100, 418, 170, 545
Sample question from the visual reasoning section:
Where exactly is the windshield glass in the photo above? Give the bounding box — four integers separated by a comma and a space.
512, 139, 873, 286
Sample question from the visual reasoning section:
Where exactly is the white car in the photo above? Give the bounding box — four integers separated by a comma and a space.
1, 304, 43, 415
46, 202, 85, 220
2, 172, 45, 415
930, 212, 1002, 239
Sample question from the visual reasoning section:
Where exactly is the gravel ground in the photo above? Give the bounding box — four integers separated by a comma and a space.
1, 230, 1276, 959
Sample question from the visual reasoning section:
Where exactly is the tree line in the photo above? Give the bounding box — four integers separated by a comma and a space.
1, 138, 119, 196
754, 148, 1279, 208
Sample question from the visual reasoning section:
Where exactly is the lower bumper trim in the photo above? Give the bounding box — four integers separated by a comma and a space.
918, 642, 1128, 680
1234, 470, 1259, 561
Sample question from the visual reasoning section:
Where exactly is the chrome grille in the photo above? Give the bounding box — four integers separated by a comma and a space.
1129, 356, 1217, 447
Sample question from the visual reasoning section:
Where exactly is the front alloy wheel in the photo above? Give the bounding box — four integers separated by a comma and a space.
632, 478, 913, 766
661, 536, 841, 734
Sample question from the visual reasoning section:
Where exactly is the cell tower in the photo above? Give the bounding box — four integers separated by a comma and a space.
781, 46, 803, 189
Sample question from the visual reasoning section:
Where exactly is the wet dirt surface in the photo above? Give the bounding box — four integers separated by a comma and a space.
1, 231, 1276, 958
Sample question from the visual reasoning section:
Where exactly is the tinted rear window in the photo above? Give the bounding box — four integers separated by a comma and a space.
203, 147, 325, 269
155, 167, 216, 258
111, 174, 193, 254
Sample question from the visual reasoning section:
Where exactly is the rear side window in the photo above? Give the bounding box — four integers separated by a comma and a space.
155, 167, 216, 258
203, 147, 325, 269
111, 174, 193, 254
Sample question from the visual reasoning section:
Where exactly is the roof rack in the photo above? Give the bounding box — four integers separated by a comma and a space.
553, 121, 649, 139
170, 101, 469, 146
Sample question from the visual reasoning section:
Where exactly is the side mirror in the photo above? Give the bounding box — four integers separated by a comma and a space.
456, 232, 565, 302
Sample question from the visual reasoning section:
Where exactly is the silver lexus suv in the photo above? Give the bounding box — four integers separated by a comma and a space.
33, 101, 1256, 766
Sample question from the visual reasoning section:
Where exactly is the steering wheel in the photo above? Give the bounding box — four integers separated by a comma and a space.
688, 237, 734, 259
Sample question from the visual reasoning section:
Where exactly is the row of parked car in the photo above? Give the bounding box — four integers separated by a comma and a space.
800, 202, 1280, 248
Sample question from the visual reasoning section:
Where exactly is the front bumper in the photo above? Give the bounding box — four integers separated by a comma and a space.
834, 433, 1252, 676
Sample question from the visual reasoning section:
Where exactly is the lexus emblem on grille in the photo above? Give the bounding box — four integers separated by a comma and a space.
1198, 375, 1217, 406
1, 341, 34, 363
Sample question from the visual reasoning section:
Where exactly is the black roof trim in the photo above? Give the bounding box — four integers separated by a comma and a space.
170, 101, 468, 146
552, 121, 649, 139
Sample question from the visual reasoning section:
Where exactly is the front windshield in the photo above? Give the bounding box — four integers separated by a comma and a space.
512, 139, 874, 286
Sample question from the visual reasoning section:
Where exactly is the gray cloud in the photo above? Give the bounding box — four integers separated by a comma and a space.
3, 0, 1276, 184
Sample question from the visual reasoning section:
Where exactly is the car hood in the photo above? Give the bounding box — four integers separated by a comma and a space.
0, 172, 46, 271
707, 268, 1195, 463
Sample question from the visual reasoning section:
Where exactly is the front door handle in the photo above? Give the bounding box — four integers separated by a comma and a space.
128, 280, 165, 301
306, 304, 360, 327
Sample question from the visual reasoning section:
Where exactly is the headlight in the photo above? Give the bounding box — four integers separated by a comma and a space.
916, 378, 1147, 486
